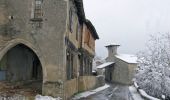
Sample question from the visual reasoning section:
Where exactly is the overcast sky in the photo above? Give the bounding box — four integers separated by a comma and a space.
83, 0, 170, 58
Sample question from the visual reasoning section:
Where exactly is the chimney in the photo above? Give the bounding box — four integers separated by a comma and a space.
105, 44, 120, 62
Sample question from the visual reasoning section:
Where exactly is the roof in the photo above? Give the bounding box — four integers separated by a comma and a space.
74, 0, 99, 40
105, 44, 120, 48
85, 19, 99, 40
115, 54, 137, 64
97, 62, 114, 69
74, 0, 86, 23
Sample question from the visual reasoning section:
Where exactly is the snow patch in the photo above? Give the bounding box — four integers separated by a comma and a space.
35, 95, 62, 100
115, 54, 137, 64
72, 84, 110, 99
138, 89, 160, 100
129, 86, 144, 100
96, 62, 114, 69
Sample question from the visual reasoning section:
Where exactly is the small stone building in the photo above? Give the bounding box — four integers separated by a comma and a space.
0, 0, 99, 99
99, 45, 137, 85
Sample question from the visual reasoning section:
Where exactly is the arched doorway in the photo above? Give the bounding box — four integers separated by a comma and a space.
0, 44, 43, 95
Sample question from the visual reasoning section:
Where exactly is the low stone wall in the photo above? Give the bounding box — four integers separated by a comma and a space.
64, 79, 78, 100
64, 76, 105, 99
96, 75, 105, 87
78, 76, 97, 92
43, 81, 63, 98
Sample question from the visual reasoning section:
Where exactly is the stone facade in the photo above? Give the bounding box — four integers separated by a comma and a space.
0, 0, 99, 99
105, 45, 137, 85
112, 57, 137, 85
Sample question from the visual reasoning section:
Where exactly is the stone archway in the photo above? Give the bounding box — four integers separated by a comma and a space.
0, 39, 46, 96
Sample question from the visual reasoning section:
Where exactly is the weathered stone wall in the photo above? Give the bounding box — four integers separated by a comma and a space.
66, 0, 81, 49
78, 76, 97, 92
112, 58, 130, 85
82, 24, 95, 55
112, 57, 137, 85
0, 0, 68, 98
0, 0, 98, 99
97, 68, 105, 75
0, 0, 8, 35
96, 75, 105, 87
128, 63, 137, 84
64, 79, 78, 100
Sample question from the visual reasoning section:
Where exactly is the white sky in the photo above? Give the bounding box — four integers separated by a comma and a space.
83, 0, 170, 58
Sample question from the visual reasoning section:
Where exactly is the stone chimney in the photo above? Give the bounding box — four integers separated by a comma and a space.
105, 44, 120, 62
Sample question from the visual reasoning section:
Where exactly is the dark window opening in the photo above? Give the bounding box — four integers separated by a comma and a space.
69, 9, 74, 33
66, 50, 74, 80
76, 22, 79, 41
32, 58, 42, 80
83, 57, 92, 76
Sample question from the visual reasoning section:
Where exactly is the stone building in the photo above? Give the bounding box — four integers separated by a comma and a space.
0, 0, 99, 99
97, 44, 137, 85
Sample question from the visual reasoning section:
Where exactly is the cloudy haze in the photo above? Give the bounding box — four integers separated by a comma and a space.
83, 0, 170, 58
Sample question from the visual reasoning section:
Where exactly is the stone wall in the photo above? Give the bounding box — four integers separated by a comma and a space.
64, 79, 78, 100
82, 24, 95, 55
78, 76, 97, 92
112, 57, 136, 85
96, 75, 105, 87
0, 0, 68, 98
128, 63, 137, 84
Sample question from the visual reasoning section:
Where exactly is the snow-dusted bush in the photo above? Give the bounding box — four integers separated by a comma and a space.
136, 33, 170, 98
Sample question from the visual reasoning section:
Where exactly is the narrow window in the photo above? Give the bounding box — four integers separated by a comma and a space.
66, 50, 74, 80
31, 0, 43, 28
66, 51, 71, 80
34, 0, 43, 19
69, 9, 74, 33
71, 53, 74, 79
83, 57, 86, 75
76, 22, 79, 41
89, 61, 92, 75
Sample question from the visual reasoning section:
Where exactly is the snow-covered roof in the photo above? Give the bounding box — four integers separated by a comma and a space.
96, 62, 114, 69
115, 54, 137, 64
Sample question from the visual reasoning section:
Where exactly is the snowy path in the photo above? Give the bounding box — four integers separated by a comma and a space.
77, 83, 132, 100
72, 84, 110, 100
129, 86, 144, 100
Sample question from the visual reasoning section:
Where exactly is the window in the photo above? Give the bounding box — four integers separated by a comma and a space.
83, 57, 92, 75
31, 0, 43, 28
69, 9, 74, 33
89, 61, 92, 75
85, 58, 88, 75
66, 50, 74, 80
76, 22, 79, 41
34, 0, 43, 19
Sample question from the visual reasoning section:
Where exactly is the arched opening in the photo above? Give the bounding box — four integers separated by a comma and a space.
0, 44, 43, 96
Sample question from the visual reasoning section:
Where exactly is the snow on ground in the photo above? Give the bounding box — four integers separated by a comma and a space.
138, 89, 160, 100
72, 84, 110, 100
35, 95, 62, 100
115, 54, 137, 64
129, 86, 144, 100
96, 62, 114, 69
